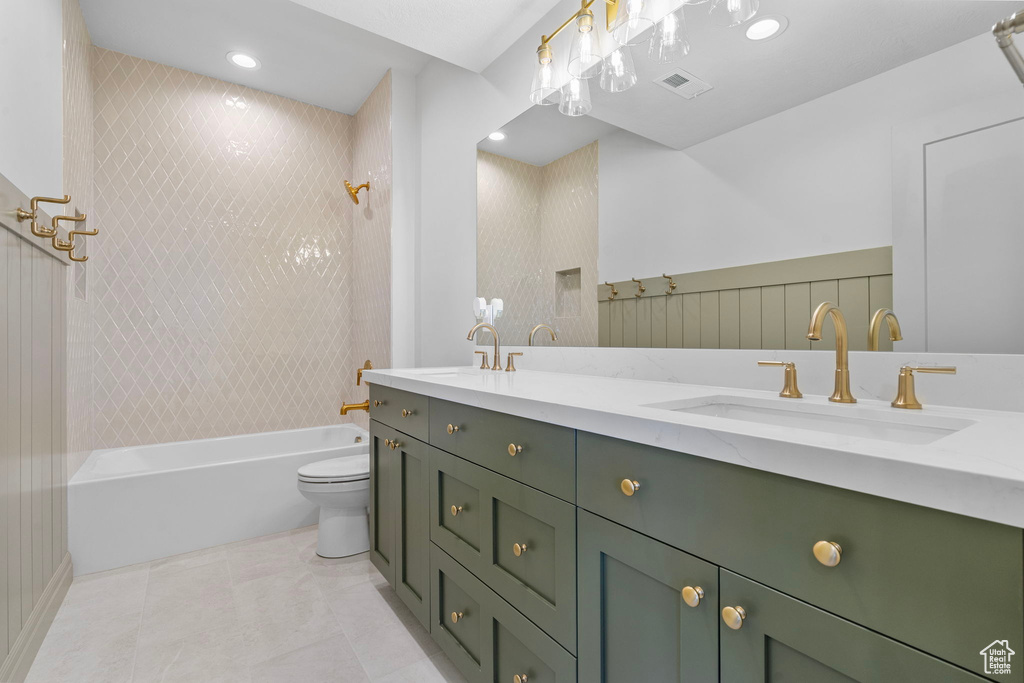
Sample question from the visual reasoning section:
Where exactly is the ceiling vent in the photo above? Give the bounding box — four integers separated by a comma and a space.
654, 69, 713, 99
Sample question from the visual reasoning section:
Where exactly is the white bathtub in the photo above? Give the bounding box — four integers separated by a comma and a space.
69, 424, 368, 575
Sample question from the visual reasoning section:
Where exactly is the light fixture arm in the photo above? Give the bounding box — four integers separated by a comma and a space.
541, 0, 597, 47
994, 10, 1024, 86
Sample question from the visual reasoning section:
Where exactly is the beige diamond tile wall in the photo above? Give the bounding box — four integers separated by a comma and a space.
349, 72, 393, 430
476, 143, 598, 347
91, 49, 391, 449
63, 0, 95, 474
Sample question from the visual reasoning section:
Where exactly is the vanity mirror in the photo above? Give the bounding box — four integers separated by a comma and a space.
476, 0, 1024, 353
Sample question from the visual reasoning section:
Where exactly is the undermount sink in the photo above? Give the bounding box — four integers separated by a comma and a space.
645, 396, 975, 445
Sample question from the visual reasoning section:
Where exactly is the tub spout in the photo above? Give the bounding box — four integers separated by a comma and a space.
340, 400, 370, 415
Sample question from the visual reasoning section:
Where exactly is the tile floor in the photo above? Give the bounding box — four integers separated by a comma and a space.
26, 526, 467, 683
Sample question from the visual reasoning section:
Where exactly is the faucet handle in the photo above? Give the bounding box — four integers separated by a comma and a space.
758, 361, 803, 399
356, 360, 373, 386
474, 350, 489, 370
892, 366, 956, 410
506, 352, 523, 372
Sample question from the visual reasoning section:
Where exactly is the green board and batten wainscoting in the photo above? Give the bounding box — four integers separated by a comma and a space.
598, 247, 894, 351
368, 381, 1021, 683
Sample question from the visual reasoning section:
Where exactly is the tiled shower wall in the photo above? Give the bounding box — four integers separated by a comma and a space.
90, 50, 392, 450
476, 143, 598, 347
63, 0, 94, 474
349, 72, 393, 430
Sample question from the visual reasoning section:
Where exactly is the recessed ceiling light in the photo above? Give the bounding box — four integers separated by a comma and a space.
488, 132, 507, 141
745, 16, 788, 41
227, 51, 261, 69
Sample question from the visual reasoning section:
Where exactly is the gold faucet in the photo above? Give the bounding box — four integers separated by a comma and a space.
341, 360, 373, 414
467, 323, 501, 370
806, 302, 856, 403
528, 324, 557, 346
868, 309, 903, 351
891, 365, 956, 409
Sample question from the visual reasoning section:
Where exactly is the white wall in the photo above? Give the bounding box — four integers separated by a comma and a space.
0, 0, 63, 195
598, 33, 1017, 283
391, 70, 420, 368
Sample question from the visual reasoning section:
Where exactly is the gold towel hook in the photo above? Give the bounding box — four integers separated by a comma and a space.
604, 281, 618, 300
17, 195, 70, 237
68, 222, 98, 263
631, 277, 646, 297
662, 273, 677, 295
51, 214, 87, 252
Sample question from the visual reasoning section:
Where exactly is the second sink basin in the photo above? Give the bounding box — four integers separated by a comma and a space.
645, 395, 975, 445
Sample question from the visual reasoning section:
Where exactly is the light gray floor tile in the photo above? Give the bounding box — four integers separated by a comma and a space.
249, 634, 368, 683
131, 624, 251, 683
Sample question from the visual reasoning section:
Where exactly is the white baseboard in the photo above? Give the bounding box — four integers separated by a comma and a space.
0, 553, 73, 683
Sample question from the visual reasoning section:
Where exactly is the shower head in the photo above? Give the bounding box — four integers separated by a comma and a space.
344, 180, 371, 205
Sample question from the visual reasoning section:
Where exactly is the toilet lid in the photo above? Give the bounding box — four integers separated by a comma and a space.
297, 454, 370, 482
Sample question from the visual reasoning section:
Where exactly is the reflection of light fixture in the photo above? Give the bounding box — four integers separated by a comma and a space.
649, 9, 690, 64
745, 15, 786, 41
559, 77, 592, 116
609, 0, 655, 47
530, 43, 558, 105
568, 4, 604, 78
600, 48, 637, 93
227, 51, 261, 69
488, 131, 506, 141
710, 0, 759, 28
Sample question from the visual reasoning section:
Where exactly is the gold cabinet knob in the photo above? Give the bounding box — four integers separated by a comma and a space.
401, 409, 414, 418
447, 424, 459, 435
508, 443, 523, 457
451, 611, 464, 624
451, 505, 463, 516
383, 439, 392, 448
373, 400, 383, 407
514, 675, 528, 683
512, 542, 528, 557
389, 440, 400, 451
620, 479, 640, 496
813, 540, 843, 567
681, 586, 704, 608
722, 606, 747, 630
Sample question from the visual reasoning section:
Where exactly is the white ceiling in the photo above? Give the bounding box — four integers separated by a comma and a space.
585, 0, 1012, 149
477, 106, 622, 165
287, 0, 566, 73
80, 0, 433, 115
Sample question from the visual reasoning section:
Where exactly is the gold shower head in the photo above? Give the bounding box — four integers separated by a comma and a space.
345, 180, 371, 205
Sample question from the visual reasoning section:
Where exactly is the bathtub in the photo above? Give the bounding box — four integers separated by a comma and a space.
69, 424, 368, 575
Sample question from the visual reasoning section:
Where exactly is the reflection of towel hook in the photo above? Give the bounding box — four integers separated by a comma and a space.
631, 277, 646, 297
662, 273, 677, 295
604, 282, 618, 300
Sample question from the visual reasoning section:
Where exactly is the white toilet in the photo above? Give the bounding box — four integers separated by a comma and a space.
296, 453, 371, 558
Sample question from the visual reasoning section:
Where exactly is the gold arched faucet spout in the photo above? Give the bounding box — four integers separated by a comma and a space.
468, 323, 502, 370
529, 324, 557, 346
807, 302, 856, 404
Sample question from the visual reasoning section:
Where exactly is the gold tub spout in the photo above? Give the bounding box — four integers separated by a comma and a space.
807, 302, 856, 403
467, 323, 501, 370
868, 309, 903, 351
340, 400, 370, 415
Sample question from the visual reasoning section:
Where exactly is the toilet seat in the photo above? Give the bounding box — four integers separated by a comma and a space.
297, 453, 369, 484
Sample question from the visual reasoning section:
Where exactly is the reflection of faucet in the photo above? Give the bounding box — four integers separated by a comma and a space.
868, 309, 903, 351
528, 324, 557, 346
806, 302, 856, 403
467, 323, 501, 370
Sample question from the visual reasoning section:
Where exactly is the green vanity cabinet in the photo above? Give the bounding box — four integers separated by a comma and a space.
428, 398, 576, 502
368, 420, 431, 630
370, 385, 430, 441
578, 510, 719, 682
719, 570, 988, 682
429, 446, 577, 653
430, 544, 577, 683
577, 431, 1024, 680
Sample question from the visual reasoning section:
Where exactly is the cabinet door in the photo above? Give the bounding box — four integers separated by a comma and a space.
578, 510, 718, 682
392, 434, 430, 630
719, 570, 988, 682
369, 420, 395, 586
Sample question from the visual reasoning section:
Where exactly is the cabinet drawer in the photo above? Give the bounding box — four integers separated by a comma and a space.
719, 569, 988, 682
430, 447, 577, 653
369, 385, 428, 440
578, 431, 1024, 680
429, 398, 575, 502
431, 544, 577, 683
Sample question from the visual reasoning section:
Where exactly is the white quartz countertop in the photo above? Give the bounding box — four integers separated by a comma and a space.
363, 366, 1024, 528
